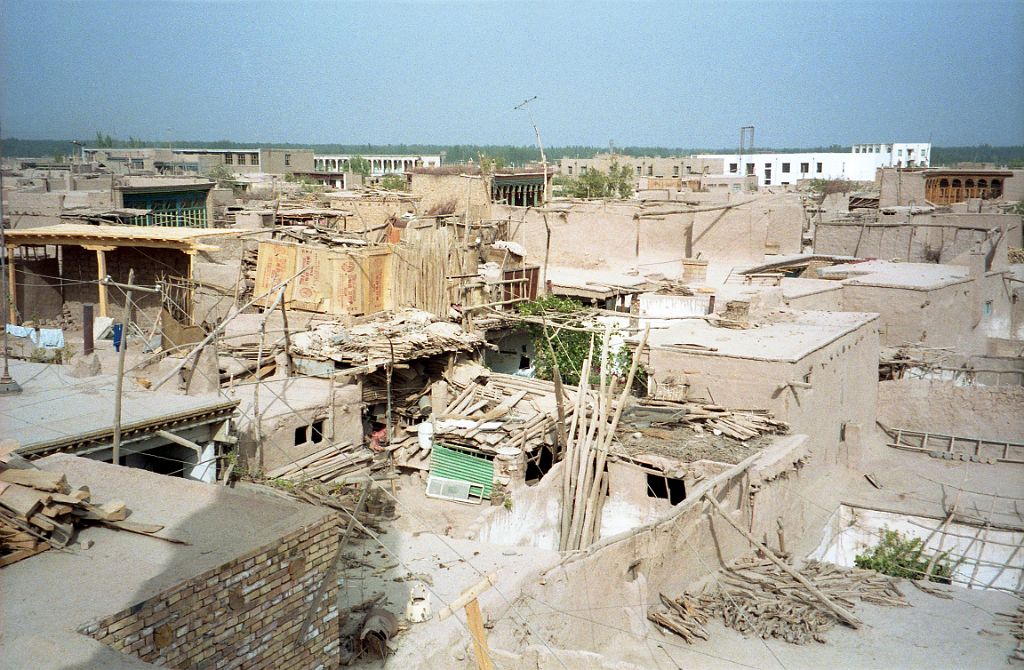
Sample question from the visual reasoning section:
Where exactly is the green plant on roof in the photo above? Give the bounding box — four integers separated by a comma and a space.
854, 527, 952, 584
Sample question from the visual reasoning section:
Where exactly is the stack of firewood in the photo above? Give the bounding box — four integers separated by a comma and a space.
264, 442, 379, 484
650, 557, 909, 645
0, 467, 132, 567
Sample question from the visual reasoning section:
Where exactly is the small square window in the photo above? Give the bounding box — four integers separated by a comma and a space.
224, 154, 233, 165
567, 166, 573, 175
311, 419, 324, 444
294, 425, 306, 445
782, 163, 791, 173
729, 163, 738, 173
284, 153, 291, 166
816, 162, 823, 173
800, 162, 809, 173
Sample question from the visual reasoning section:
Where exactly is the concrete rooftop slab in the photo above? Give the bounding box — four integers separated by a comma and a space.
646, 310, 878, 362
0, 360, 235, 456
820, 260, 971, 290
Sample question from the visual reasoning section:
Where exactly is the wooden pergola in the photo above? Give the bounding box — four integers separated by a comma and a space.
4, 224, 239, 323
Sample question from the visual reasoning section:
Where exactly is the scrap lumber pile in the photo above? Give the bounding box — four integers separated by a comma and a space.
623, 399, 788, 441
392, 372, 577, 470
0, 465, 164, 568
650, 557, 909, 645
264, 442, 382, 484
290, 309, 485, 368
559, 326, 649, 551
218, 342, 279, 383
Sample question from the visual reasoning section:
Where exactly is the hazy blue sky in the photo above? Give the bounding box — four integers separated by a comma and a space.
2, 0, 1022, 147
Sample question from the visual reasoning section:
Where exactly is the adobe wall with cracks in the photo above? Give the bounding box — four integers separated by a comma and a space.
225, 377, 365, 475
481, 433, 849, 665
813, 212, 1018, 264
498, 196, 803, 275
648, 315, 879, 470
876, 378, 1024, 443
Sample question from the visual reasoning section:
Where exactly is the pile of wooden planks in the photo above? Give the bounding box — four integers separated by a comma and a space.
392, 372, 577, 470
559, 326, 650, 552
265, 442, 378, 484
623, 399, 788, 441
0, 466, 142, 567
650, 556, 909, 646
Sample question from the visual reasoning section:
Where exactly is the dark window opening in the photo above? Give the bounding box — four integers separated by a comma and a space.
647, 473, 686, 505
781, 163, 791, 173
729, 163, 738, 174
311, 419, 325, 444
525, 445, 555, 484
518, 355, 531, 370
800, 162, 809, 173
294, 425, 306, 445
816, 162, 823, 173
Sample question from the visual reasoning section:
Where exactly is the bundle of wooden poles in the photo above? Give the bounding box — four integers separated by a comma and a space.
559, 325, 649, 552
650, 556, 909, 646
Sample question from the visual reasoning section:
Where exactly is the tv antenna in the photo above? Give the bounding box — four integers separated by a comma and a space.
513, 96, 549, 203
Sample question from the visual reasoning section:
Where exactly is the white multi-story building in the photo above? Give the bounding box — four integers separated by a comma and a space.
312, 154, 442, 177
698, 143, 930, 186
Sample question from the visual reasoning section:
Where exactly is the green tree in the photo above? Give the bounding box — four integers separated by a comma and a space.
205, 164, 237, 188
608, 160, 634, 198
478, 153, 506, 174
515, 296, 645, 390
380, 174, 408, 191
94, 132, 114, 148
346, 155, 371, 178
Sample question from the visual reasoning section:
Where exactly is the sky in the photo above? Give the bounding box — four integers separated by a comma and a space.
1, 0, 1022, 148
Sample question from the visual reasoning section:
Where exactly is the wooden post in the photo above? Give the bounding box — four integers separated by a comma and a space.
437, 572, 498, 670
111, 268, 135, 466
87, 246, 113, 318
6, 246, 16, 324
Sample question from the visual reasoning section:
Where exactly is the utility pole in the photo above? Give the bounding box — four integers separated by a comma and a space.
108, 270, 161, 464
514, 96, 549, 204
0, 125, 22, 396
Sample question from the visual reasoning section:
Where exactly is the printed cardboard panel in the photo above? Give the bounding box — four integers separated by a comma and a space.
253, 241, 296, 307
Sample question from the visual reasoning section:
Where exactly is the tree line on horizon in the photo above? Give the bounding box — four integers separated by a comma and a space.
3, 137, 1023, 168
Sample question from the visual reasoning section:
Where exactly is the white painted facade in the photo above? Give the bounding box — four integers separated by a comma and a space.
313, 154, 442, 177
698, 142, 931, 185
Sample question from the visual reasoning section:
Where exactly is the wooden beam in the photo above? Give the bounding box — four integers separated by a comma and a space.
95, 248, 108, 318
465, 599, 495, 670
7, 246, 16, 324
437, 572, 498, 621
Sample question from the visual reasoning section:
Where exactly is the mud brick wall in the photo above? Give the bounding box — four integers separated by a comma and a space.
62, 245, 190, 322
79, 514, 341, 669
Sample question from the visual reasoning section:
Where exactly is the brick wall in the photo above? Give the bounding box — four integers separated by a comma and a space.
79, 514, 341, 669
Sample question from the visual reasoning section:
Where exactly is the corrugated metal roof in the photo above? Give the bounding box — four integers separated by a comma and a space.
429, 444, 494, 500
